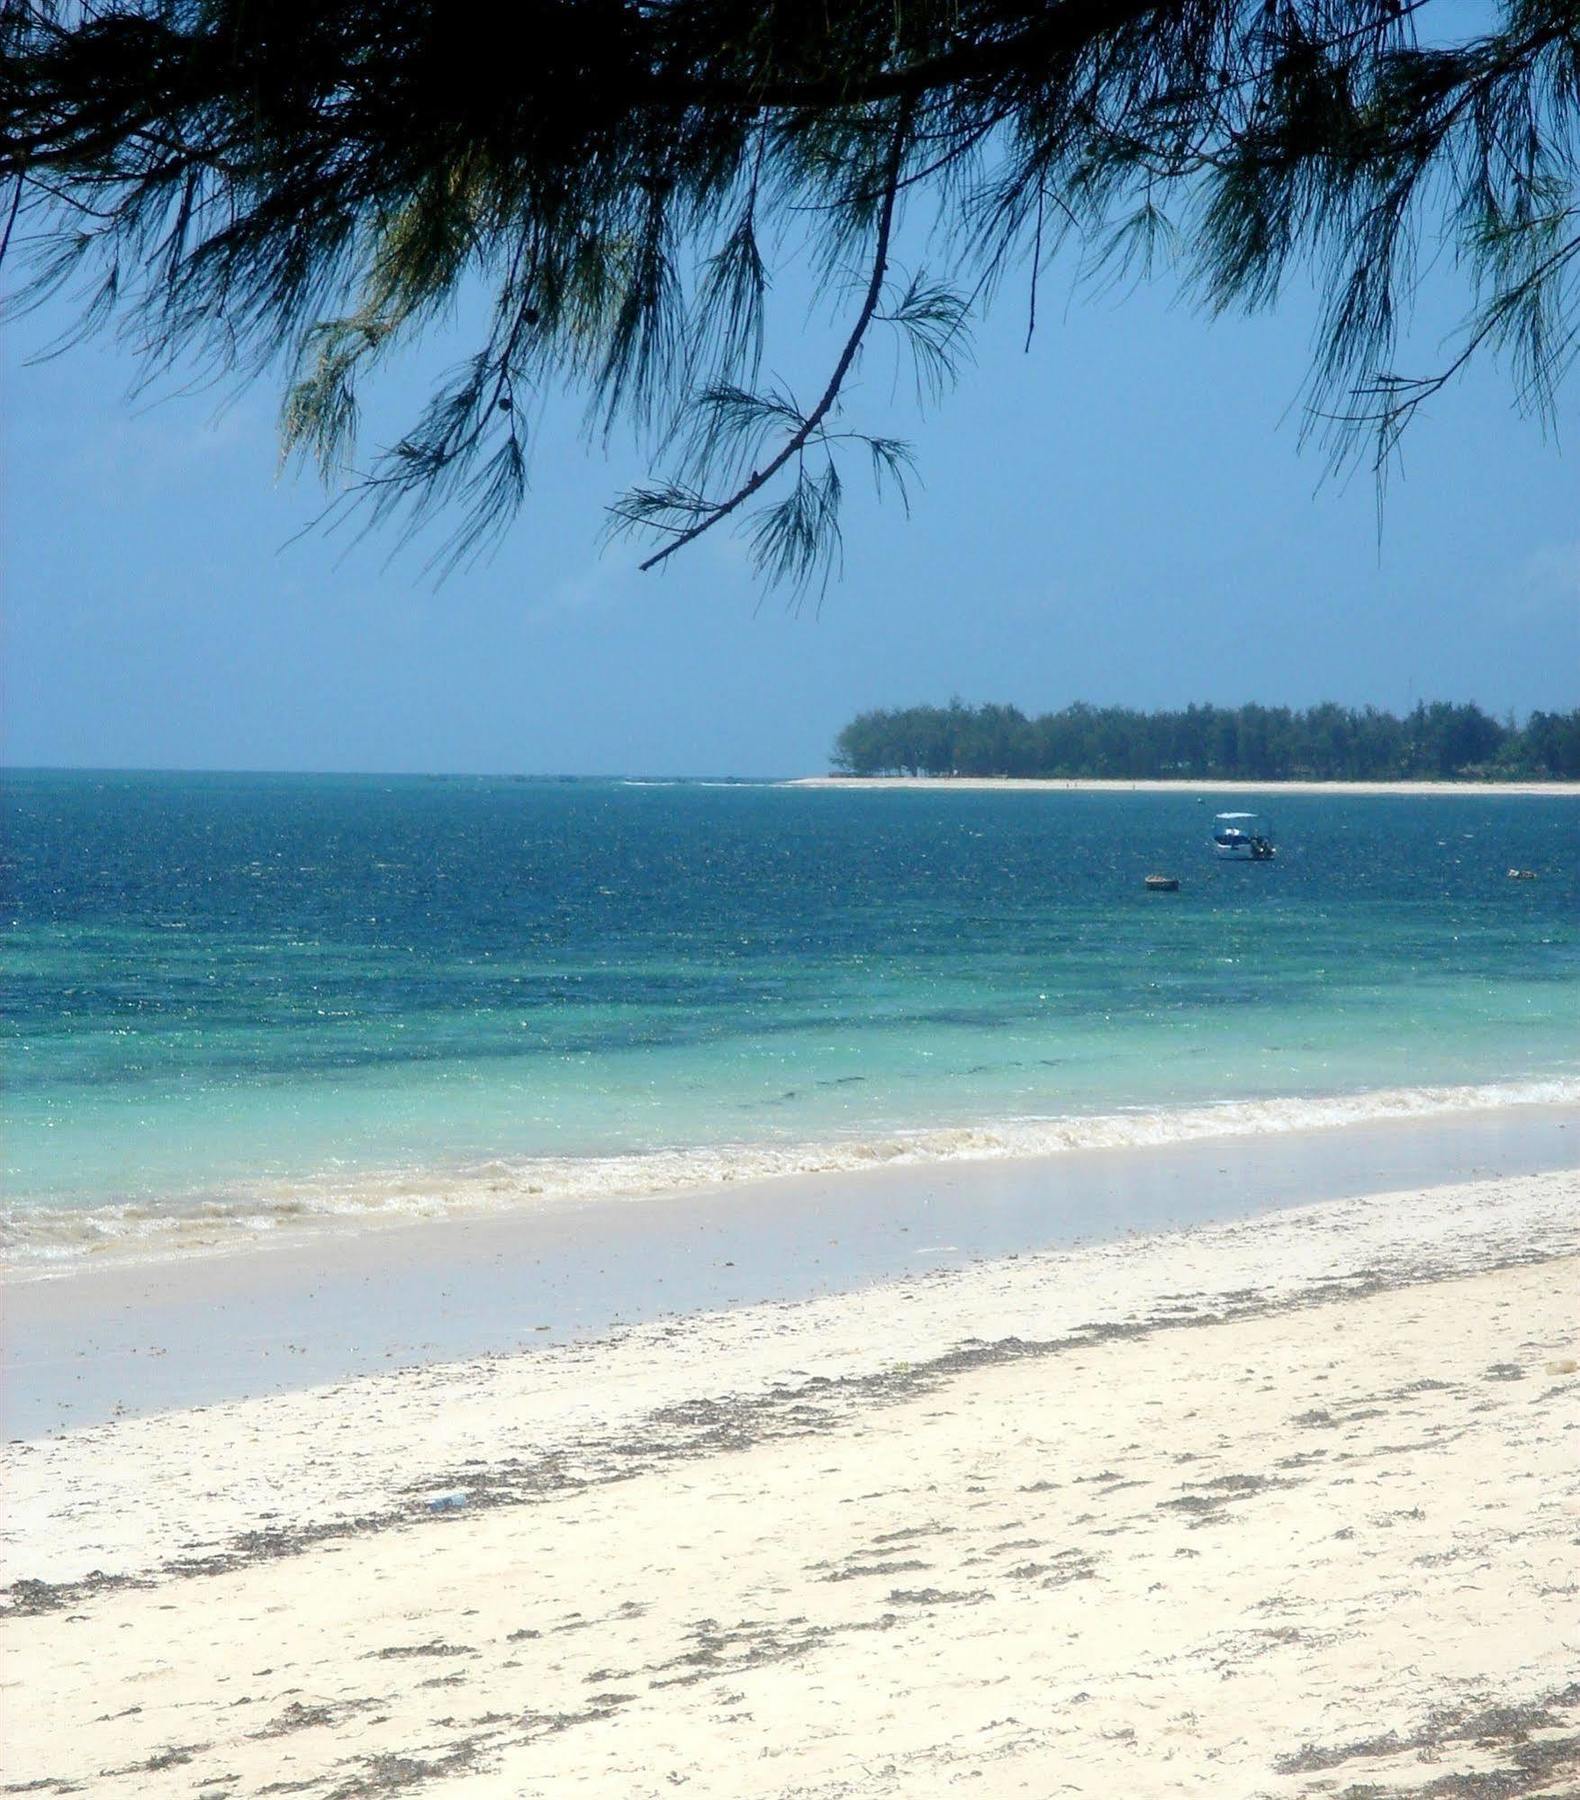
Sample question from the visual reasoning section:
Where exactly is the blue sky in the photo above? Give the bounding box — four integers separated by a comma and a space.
6, 231, 1576, 777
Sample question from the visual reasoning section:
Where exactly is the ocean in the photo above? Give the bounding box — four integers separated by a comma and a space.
3, 769, 1576, 1271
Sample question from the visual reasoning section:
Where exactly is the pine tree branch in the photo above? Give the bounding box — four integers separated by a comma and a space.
636, 102, 913, 574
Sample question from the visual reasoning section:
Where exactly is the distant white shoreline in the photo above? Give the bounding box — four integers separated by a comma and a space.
787, 775, 1579, 796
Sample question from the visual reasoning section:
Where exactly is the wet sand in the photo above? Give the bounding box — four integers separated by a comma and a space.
2, 1167, 1577, 1797
5, 1104, 1575, 1436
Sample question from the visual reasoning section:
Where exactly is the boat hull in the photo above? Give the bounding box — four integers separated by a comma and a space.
1212, 814, 1275, 860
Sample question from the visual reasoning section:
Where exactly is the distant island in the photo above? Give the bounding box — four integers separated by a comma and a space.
831, 701, 1580, 783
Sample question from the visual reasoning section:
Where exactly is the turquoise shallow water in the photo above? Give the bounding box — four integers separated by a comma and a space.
2, 770, 1576, 1265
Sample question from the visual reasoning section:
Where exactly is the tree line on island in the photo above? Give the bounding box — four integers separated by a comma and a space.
832, 702, 1580, 782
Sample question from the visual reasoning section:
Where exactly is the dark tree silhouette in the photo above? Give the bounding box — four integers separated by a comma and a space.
5, 0, 1577, 587
832, 701, 1580, 778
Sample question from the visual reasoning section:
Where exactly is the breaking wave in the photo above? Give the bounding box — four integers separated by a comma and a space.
4, 1075, 1576, 1276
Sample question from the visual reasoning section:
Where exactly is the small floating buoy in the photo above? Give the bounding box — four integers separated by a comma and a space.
1144, 874, 1180, 892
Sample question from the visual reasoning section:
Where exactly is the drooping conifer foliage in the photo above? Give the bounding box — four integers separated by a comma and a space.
4, 0, 1578, 585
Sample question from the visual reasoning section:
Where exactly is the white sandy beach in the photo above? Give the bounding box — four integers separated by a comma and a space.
4, 1167, 1578, 1797
788, 776, 1580, 796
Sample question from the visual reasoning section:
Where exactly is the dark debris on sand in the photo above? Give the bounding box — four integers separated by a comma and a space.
1277, 1683, 1580, 1798
3, 1233, 1568, 1632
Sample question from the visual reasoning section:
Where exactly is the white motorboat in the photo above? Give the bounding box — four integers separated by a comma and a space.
1212, 812, 1275, 860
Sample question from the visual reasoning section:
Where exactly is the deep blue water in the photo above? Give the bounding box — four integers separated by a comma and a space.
3, 770, 1576, 1264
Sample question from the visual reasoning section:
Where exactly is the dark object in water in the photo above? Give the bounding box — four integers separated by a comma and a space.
1144, 874, 1180, 892
1507, 868, 1538, 880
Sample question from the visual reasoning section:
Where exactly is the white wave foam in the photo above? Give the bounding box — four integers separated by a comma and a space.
4, 1075, 1577, 1275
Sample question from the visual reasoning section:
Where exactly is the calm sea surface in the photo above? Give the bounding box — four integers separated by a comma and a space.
3, 770, 1576, 1268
